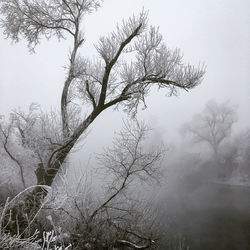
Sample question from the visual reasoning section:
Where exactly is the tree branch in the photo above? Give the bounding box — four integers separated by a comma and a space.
0, 124, 26, 188
86, 80, 97, 109
115, 239, 150, 249
98, 23, 143, 106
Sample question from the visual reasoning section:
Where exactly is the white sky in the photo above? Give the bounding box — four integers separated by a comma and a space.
0, 0, 249, 154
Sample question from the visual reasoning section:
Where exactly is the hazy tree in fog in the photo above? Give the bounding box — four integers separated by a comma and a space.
0, 0, 205, 209
182, 100, 237, 161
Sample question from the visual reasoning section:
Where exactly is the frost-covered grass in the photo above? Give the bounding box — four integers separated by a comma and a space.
0, 231, 40, 249
0, 186, 72, 250
0, 230, 72, 250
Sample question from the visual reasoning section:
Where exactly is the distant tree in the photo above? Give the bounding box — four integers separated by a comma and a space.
182, 100, 237, 162
0, 0, 205, 216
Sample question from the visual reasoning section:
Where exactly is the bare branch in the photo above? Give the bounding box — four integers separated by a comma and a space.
0, 123, 26, 188
0, 0, 101, 50
97, 11, 148, 106
115, 239, 151, 249
89, 120, 163, 222
85, 80, 97, 109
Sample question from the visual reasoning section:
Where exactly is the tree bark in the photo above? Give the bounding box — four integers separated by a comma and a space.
22, 107, 105, 221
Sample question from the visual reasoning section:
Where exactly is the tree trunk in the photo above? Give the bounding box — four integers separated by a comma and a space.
23, 107, 104, 222
6, 104, 114, 235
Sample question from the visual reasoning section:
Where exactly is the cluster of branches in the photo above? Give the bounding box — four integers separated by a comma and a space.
90, 121, 163, 221
0, 104, 65, 188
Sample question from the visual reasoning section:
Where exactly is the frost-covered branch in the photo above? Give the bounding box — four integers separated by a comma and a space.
89, 120, 163, 222
0, 121, 26, 188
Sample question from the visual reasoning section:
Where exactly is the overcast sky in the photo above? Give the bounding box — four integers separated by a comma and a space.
0, 0, 249, 154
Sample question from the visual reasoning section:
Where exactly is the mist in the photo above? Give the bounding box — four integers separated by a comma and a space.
154, 100, 250, 249
0, 0, 250, 249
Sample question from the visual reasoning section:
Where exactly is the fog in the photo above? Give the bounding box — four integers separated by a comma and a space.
0, 0, 250, 249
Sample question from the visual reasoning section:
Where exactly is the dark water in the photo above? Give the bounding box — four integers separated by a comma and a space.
159, 183, 250, 250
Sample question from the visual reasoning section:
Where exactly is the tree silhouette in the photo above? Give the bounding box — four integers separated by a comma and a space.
182, 100, 237, 161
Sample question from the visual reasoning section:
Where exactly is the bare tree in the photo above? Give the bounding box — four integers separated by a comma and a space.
0, 0, 205, 209
181, 100, 237, 160
46, 121, 163, 249
90, 120, 163, 217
